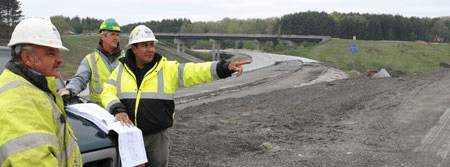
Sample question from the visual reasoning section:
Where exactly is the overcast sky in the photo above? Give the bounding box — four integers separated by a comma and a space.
19, 0, 449, 26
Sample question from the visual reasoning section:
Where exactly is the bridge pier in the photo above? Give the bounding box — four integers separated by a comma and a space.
287, 40, 302, 49
234, 41, 240, 49
253, 40, 264, 52
174, 38, 185, 54
209, 39, 221, 61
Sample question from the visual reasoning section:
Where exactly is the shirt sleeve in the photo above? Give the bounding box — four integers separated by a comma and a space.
65, 57, 91, 94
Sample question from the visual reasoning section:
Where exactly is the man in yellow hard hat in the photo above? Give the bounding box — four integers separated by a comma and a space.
0, 17, 82, 166
101, 25, 251, 167
59, 18, 124, 105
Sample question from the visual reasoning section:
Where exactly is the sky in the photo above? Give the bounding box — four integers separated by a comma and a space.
19, 0, 450, 26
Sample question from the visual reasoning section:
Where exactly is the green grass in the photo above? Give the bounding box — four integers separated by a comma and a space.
185, 49, 213, 61
279, 39, 450, 77
60, 36, 105, 72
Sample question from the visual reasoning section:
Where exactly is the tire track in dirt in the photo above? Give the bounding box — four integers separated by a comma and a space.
414, 108, 450, 159
392, 71, 450, 161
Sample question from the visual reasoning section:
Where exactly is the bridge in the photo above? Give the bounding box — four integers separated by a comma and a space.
154, 33, 331, 60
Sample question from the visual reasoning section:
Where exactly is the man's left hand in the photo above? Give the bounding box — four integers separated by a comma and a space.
228, 61, 251, 77
114, 112, 135, 127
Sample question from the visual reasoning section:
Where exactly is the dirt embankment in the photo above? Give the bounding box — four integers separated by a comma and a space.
169, 66, 450, 166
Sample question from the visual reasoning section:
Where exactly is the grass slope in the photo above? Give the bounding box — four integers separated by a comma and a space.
280, 39, 450, 77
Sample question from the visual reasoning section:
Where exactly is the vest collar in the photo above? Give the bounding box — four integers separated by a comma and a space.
5, 61, 55, 93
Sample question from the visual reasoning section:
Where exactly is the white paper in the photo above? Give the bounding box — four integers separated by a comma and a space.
66, 103, 147, 167
117, 127, 147, 167
66, 103, 114, 133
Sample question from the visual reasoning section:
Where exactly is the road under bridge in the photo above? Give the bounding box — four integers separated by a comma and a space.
153, 33, 331, 61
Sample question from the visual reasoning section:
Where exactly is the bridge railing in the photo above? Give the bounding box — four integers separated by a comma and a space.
154, 33, 330, 42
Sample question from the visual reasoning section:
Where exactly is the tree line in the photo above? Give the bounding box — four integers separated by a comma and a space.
280, 11, 450, 42
50, 16, 191, 35
180, 11, 450, 43
121, 18, 191, 33
50, 15, 104, 34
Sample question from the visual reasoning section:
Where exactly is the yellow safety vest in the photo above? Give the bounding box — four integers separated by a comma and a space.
86, 51, 124, 105
0, 69, 82, 167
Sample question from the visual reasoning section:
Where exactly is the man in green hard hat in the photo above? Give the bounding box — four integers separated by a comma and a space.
59, 18, 125, 105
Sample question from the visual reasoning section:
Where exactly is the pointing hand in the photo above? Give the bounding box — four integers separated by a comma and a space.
228, 61, 251, 77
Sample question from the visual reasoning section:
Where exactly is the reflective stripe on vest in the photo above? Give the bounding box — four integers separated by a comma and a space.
116, 63, 124, 99
177, 63, 185, 88
0, 80, 75, 165
0, 133, 59, 164
106, 99, 121, 113
116, 65, 174, 100
210, 62, 220, 81
177, 62, 220, 88
89, 52, 103, 93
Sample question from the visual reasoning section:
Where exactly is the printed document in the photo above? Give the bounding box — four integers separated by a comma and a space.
66, 103, 147, 167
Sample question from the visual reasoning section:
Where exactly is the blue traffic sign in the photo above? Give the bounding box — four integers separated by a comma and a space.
350, 48, 358, 54
350, 43, 358, 54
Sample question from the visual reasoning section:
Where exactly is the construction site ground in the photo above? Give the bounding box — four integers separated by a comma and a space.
169, 60, 450, 166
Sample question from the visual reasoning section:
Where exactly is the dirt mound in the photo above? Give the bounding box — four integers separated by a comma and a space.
415, 40, 428, 44
169, 68, 450, 166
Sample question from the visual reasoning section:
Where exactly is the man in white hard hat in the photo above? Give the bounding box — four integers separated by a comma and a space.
0, 17, 82, 166
59, 18, 124, 105
101, 25, 251, 167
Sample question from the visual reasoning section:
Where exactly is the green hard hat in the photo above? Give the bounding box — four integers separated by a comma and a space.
99, 18, 120, 33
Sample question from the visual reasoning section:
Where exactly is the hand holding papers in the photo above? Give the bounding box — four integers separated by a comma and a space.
66, 103, 147, 167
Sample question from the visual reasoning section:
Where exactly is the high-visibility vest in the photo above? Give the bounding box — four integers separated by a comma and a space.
86, 51, 124, 104
101, 56, 220, 134
0, 69, 82, 166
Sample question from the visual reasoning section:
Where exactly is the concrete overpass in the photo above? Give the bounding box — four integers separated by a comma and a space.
154, 33, 331, 60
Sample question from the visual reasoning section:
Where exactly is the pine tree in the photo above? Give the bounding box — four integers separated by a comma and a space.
0, 0, 23, 39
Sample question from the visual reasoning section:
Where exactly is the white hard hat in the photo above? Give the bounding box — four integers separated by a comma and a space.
126, 25, 158, 48
7, 16, 69, 51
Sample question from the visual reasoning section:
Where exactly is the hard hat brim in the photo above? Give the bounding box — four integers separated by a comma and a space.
125, 39, 159, 48
7, 41, 70, 51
